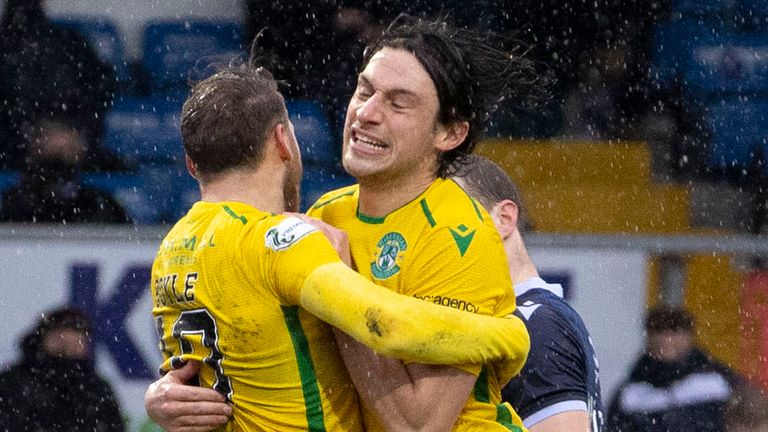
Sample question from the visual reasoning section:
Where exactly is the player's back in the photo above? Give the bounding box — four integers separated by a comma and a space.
151, 201, 363, 432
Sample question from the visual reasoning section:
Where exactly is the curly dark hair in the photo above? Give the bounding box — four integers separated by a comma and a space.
362, 14, 550, 177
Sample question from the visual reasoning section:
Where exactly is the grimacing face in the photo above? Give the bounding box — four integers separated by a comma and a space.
342, 47, 448, 188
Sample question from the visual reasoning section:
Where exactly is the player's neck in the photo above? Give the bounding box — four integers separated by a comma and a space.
357, 171, 436, 218
506, 235, 539, 285
509, 259, 539, 286
199, 167, 285, 214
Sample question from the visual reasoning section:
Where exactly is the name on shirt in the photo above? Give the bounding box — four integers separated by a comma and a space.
154, 272, 198, 307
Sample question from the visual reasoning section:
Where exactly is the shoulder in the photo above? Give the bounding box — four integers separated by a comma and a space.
408, 181, 502, 266
519, 293, 570, 326
0, 186, 20, 210
413, 178, 497, 251
518, 290, 596, 361
230, 211, 322, 255
0, 364, 30, 388
79, 187, 129, 220
696, 349, 742, 383
91, 373, 119, 394
524, 292, 588, 329
526, 302, 589, 351
45, 24, 95, 53
77, 186, 122, 210
262, 214, 326, 251
418, 178, 489, 228
216, 203, 274, 228
1, 184, 24, 201
308, 184, 358, 216
165, 202, 275, 246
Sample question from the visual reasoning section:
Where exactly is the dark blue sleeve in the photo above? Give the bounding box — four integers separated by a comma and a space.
502, 298, 595, 421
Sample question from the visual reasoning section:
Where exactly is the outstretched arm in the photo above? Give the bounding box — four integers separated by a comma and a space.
288, 213, 529, 378
299, 261, 529, 376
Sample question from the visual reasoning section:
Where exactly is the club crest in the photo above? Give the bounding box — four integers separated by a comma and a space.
371, 232, 407, 279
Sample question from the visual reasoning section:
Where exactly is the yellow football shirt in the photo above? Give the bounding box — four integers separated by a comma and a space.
309, 178, 526, 431
151, 201, 363, 432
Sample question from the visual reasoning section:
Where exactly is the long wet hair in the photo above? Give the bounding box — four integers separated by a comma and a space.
362, 14, 549, 177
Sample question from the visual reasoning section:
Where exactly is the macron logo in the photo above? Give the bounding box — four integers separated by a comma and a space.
517, 300, 541, 321
449, 224, 476, 257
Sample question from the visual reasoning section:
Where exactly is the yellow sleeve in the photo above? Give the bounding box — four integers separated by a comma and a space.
262, 216, 342, 305
299, 261, 529, 373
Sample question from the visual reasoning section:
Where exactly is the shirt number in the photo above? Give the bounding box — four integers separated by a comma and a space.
157, 309, 233, 401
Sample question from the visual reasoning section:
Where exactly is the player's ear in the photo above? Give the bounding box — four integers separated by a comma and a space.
185, 154, 198, 179
491, 199, 519, 240
434, 120, 469, 152
273, 122, 295, 162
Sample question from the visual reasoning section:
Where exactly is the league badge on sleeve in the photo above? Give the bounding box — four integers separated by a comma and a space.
265, 217, 317, 251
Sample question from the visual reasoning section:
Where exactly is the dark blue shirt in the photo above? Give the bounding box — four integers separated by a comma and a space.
502, 278, 604, 431
606, 348, 738, 432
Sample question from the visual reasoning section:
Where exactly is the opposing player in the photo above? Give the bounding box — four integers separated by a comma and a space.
454, 155, 604, 432
307, 15, 545, 431
148, 64, 530, 431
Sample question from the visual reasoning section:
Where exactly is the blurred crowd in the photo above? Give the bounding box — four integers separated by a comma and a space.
2, 0, 766, 227
0, 307, 125, 431
2, 2, 768, 431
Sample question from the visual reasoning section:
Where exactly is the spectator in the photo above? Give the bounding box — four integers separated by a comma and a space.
0, 0, 121, 171
0, 116, 129, 224
244, 1, 390, 133
607, 305, 741, 432
560, 47, 623, 141
0, 307, 126, 431
560, 34, 653, 142
724, 383, 768, 432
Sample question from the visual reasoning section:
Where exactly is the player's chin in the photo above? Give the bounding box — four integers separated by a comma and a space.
341, 159, 382, 180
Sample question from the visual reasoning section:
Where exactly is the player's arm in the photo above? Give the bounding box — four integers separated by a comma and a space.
287, 215, 530, 369
335, 329, 476, 431
298, 260, 529, 368
308, 265, 482, 431
306, 218, 521, 431
529, 412, 590, 432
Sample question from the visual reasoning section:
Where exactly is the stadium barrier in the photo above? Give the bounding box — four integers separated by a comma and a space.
0, 225, 762, 431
